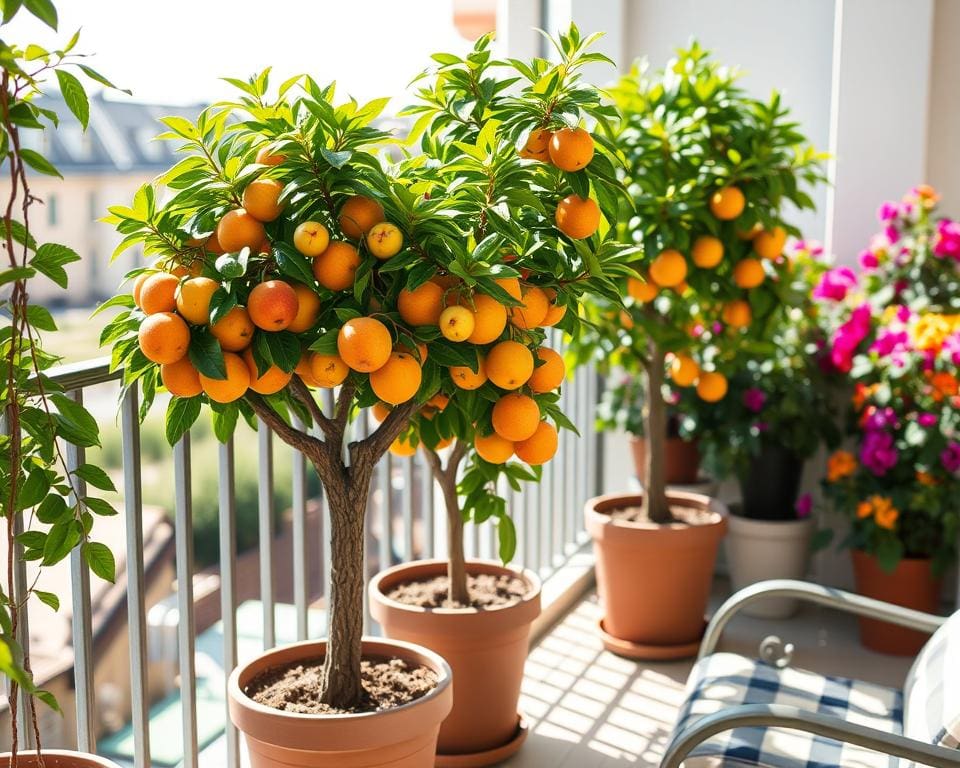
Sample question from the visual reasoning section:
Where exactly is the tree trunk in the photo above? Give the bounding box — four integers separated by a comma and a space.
438, 471, 470, 605
643, 339, 673, 524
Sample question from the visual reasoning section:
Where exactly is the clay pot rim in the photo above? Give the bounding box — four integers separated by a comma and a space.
0, 751, 122, 768
369, 558, 541, 619
228, 636, 452, 727
851, 549, 935, 565
585, 491, 727, 532
727, 513, 815, 538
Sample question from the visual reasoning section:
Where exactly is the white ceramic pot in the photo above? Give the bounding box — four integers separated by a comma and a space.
725, 514, 815, 618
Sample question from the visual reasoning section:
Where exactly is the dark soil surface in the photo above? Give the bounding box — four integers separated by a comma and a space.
386, 572, 528, 609
608, 504, 716, 526
245, 656, 437, 715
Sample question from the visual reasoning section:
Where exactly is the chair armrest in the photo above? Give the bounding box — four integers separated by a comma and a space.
699, 579, 946, 659
660, 703, 960, 768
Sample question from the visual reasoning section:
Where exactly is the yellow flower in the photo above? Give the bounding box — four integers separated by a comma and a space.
827, 450, 858, 482
912, 313, 960, 353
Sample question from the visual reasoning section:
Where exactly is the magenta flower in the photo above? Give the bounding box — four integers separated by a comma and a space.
870, 328, 909, 357
795, 493, 812, 518
942, 442, 960, 473
691, 323, 705, 338
918, 412, 938, 428
753, 421, 770, 433
860, 430, 899, 477
934, 219, 960, 259
742, 387, 766, 413
712, 321, 723, 334
896, 305, 912, 323
944, 332, 960, 366
859, 250, 879, 270
884, 224, 900, 245
877, 201, 898, 222
813, 266, 857, 302
830, 304, 872, 373
864, 406, 898, 431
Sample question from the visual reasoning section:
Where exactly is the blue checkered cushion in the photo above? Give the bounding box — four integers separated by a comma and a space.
674, 652, 904, 767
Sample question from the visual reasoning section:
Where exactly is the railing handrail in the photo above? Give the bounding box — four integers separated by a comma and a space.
40, 356, 121, 389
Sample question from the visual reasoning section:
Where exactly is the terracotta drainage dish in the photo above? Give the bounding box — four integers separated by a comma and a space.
585, 491, 727, 660
228, 637, 453, 768
0, 752, 122, 768
370, 559, 541, 768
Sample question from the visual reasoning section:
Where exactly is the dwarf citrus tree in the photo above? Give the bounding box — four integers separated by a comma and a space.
371, 28, 634, 605
99, 27, 633, 709
570, 44, 826, 523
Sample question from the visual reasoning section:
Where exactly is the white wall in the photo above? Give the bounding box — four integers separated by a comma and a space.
928, 0, 960, 220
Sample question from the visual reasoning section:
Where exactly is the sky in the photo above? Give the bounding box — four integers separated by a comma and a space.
7, 0, 474, 109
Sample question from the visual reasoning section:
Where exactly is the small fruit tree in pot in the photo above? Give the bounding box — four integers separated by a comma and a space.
571, 44, 826, 523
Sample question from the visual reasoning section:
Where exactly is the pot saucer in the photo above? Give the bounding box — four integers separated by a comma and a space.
598, 618, 705, 660
435, 714, 529, 768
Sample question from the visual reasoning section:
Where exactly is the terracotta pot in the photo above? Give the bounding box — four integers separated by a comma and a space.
630, 436, 701, 485
851, 550, 942, 656
726, 514, 815, 618
585, 491, 727, 658
370, 559, 540, 766
0, 753, 121, 768
228, 638, 453, 768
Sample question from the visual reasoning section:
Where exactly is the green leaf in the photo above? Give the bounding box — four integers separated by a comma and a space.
56, 69, 89, 129
165, 396, 201, 445
496, 513, 517, 563
83, 542, 116, 582
19, 148, 62, 178
308, 328, 339, 355
26, 304, 57, 331
31, 243, 80, 288
320, 148, 352, 169
36, 494, 68, 524
73, 464, 116, 492
34, 689, 62, 714
23, 0, 56, 28
42, 521, 79, 566
76, 64, 131, 95
34, 591, 59, 611
82, 496, 117, 517
51, 394, 100, 448
254, 331, 300, 373
17, 468, 50, 510
210, 402, 239, 444
0, 266, 35, 286
208, 288, 238, 326
188, 328, 226, 379
2, 0, 23, 24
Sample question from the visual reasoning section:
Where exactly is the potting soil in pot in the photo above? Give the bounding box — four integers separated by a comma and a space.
608, 504, 715, 525
387, 573, 528, 609
245, 657, 437, 715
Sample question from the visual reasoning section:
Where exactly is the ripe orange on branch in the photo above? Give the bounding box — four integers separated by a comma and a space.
492, 393, 540, 441
210, 306, 255, 351
450, 359, 487, 390
555, 195, 600, 240
248, 280, 299, 331
733, 258, 765, 288
242, 179, 285, 222
540, 288, 567, 327
691, 236, 724, 268
310, 353, 350, 387
369, 352, 422, 405
528, 348, 565, 393
753, 226, 786, 259
138, 312, 190, 364
474, 432, 514, 464
217, 209, 266, 252
200, 351, 250, 403
519, 128, 552, 161
338, 195, 384, 239
464, 293, 507, 344
398, 282, 444, 327
161, 357, 203, 397
722, 299, 752, 328
366, 222, 403, 259
139, 272, 180, 315
313, 241, 361, 291
627, 276, 658, 303
175, 277, 219, 325
337, 316, 392, 372
696, 371, 728, 402
255, 146, 284, 166
514, 421, 558, 465
294, 221, 330, 257
439, 305, 475, 341
287, 283, 322, 333
510, 285, 549, 329
243, 348, 293, 395
668, 354, 699, 387
709, 186, 745, 220
649, 249, 688, 288
548, 127, 595, 171
486, 340, 534, 390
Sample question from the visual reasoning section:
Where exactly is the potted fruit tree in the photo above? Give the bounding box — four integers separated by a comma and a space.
365, 27, 633, 767
1, 7, 123, 766
818, 186, 960, 655
569, 44, 826, 659
691, 242, 840, 617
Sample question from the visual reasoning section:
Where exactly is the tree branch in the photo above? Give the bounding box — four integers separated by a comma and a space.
290, 376, 338, 439
247, 394, 325, 460
335, 381, 357, 432
354, 399, 419, 464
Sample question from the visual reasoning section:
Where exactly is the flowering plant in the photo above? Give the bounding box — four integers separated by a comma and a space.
818, 186, 960, 572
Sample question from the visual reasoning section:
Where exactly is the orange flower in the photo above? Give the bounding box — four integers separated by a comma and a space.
852, 383, 878, 411
856, 500, 874, 519
916, 470, 939, 487
871, 495, 899, 530
911, 184, 941, 208
926, 370, 959, 402
827, 450, 858, 482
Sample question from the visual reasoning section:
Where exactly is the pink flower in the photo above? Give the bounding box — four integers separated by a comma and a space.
813, 267, 857, 302
917, 412, 938, 428
860, 430, 899, 477
896, 305, 912, 323
859, 250, 879, 270
793, 239, 824, 258
884, 224, 900, 244
944, 332, 960, 365
712, 321, 723, 334
934, 219, 960, 259
691, 323, 705, 338
795, 493, 812, 518
877, 201, 898, 222
830, 304, 872, 373
870, 328, 909, 357
742, 387, 766, 413
942, 442, 960, 473
865, 406, 897, 431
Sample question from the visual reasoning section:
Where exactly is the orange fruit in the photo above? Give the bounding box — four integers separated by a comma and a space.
428, 393, 449, 411
736, 222, 763, 240
288, 283, 322, 333
294, 221, 330, 257
439, 305, 475, 341
242, 178, 284, 222
313, 241, 360, 291
668, 354, 699, 387
217, 209, 266, 253
339, 195, 384, 239
494, 277, 522, 301
753, 226, 786, 259
138, 312, 190, 364
620, 310, 635, 329
485, 340, 534, 390
627, 276, 658, 303
514, 421, 558, 465
369, 351, 422, 405
166, 260, 203, 278
722, 300, 752, 328
132, 272, 151, 309
255, 146, 284, 166
337, 317, 392, 372
248, 280, 299, 331
242, 348, 293, 395
555, 195, 600, 240
464, 293, 507, 344
205, 230, 225, 255
649, 249, 688, 288
528, 348, 565, 393
210, 306, 255, 352
692, 236, 724, 268
540, 288, 567, 327
510, 285, 549, 329
519, 128, 552, 161
139, 272, 180, 314
474, 432, 514, 464
371, 401, 391, 422
295, 354, 321, 387
398, 282, 444, 326
390, 434, 417, 457
696, 371, 728, 402
160, 356, 202, 397
547, 127, 594, 171
310, 353, 350, 387
709, 186, 746, 220
733, 258, 765, 288
200, 351, 250, 404
366, 222, 403, 259
450, 359, 487, 390
175, 277, 219, 325
491, 393, 540, 441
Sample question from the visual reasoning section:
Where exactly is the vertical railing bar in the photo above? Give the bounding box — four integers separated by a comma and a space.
121, 384, 150, 768
173, 433, 199, 768
531, 472, 541, 573
577, 373, 587, 529
357, 410, 372, 635
377, 451, 391, 571
593, 370, 605, 499
421, 453, 434, 559
218, 438, 239, 768
257, 420, 276, 650
291, 415, 308, 641
402, 458, 414, 562
65, 389, 95, 752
